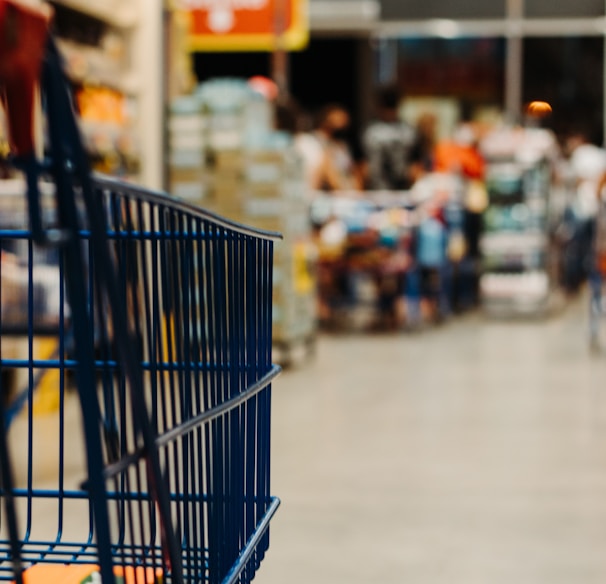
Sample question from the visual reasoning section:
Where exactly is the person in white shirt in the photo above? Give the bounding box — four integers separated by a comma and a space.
294, 104, 361, 193
563, 131, 606, 297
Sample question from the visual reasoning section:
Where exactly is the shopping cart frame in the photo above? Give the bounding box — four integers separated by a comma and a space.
0, 3, 282, 583
0, 175, 282, 584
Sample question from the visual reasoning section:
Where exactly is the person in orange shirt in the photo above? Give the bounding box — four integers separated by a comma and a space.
433, 123, 485, 180
434, 122, 487, 309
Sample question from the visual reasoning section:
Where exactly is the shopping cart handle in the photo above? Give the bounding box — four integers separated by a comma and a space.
15, 154, 68, 244
0, 0, 51, 157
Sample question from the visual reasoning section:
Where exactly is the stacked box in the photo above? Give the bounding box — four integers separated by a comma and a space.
207, 147, 246, 215
168, 80, 317, 349
272, 238, 317, 343
242, 144, 316, 346
168, 96, 208, 204
206, 140, 316, 346
196, 81, 250, 215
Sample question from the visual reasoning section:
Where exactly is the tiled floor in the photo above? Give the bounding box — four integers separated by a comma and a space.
260, 296, 606, 583
5, 294, 606, 583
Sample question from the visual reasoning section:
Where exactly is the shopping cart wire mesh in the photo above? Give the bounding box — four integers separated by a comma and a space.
0, 5, 281, 584
0, 177, 281, 584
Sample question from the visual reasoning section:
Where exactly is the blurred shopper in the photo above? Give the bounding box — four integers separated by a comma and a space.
563, 131, 606, 293
434, 122, 487, 308
589, 167, 606, 346
568, 132, 606, 219
287, 106, 325, 193
363, 86, 416, 190
416, 199, 449, 322
275, 98, 322, 196
295, 104, 361, 193
434, 123, 485, 180
409, 112, 438, 183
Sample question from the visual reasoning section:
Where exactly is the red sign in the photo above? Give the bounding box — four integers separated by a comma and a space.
182, 0, 308, 51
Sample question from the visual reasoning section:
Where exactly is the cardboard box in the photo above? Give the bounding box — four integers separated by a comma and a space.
169, 149, 205, 169
211, 150, 245, 173
169, 133, 205, 151
172, 182, 208, 203
208, 130, 242, 151
247, 150, 285, 165
246, 184, 283, 200
246, 161, 283, 183
211, 192, 244, 213
244, 198, 289, 218
169, 115, 205, 133
169, 167, 203, 183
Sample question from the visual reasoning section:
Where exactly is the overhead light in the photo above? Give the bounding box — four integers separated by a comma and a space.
427, 19, 460, 38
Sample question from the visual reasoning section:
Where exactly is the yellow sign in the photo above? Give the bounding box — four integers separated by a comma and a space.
181, 0, 308, 52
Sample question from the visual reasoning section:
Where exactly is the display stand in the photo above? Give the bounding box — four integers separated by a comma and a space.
480, 156, 553, 316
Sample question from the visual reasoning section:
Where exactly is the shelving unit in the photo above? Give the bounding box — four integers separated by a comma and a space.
44, 0, 163, 189
168, 80, 317, 364
0, 1, 164, 396
480, 157, 553, 316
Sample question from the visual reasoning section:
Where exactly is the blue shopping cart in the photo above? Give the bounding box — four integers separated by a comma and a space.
0, 3, 280, 583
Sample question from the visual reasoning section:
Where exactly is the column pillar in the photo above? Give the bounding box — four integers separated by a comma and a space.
505, 0, 524, 124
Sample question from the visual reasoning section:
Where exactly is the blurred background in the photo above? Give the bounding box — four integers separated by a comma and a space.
4, 0, 606, 582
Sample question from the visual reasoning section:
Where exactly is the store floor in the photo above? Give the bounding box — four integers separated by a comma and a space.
261, 293, 606, 584
5, 293, 606, 583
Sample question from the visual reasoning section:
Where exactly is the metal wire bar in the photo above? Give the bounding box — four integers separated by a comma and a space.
0, 38, 281, 584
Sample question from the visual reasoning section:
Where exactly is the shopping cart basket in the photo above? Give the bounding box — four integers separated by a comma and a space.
0, 2, 281, 583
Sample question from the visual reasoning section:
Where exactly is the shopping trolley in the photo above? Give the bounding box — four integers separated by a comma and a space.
0, 2, 281, 583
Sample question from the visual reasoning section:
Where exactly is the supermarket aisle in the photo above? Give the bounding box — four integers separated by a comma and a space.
261, 296, 606, 584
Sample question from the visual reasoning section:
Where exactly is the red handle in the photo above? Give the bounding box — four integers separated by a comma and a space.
0, 0, 51, 157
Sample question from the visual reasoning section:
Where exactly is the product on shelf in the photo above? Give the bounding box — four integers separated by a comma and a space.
479, 127, 556, 315
75, 86, 140, 175
48, 0, 143, 179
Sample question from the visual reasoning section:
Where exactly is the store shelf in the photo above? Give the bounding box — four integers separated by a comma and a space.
46, 0, 158, 185
51, 0, 138, 28
57, 40, 140, 95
